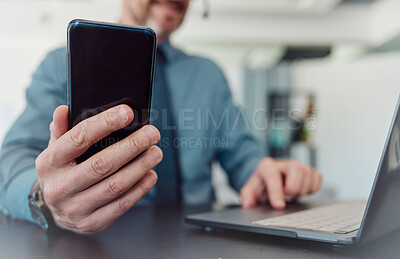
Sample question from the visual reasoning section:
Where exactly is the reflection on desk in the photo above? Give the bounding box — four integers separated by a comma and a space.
0, 204, 399, 258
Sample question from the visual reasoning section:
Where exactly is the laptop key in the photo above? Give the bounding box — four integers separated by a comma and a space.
253, 202, 366, 234
316, 225, 343, 232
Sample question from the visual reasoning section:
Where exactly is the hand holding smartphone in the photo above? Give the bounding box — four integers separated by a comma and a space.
33, 20, 161, 234
67, 19, 157, 162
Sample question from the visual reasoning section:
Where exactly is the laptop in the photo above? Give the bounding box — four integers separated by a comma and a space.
186, 96, 400, 246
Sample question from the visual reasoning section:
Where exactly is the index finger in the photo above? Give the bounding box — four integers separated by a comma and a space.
46, 105, 133, 166
259, 160, 286, 209
240, 175, 264, 208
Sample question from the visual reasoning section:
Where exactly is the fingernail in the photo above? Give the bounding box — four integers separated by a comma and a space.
119, 106, 128, 122
146, 126, 158, 141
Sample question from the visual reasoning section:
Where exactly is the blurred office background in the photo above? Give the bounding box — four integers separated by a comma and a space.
1, 0, 399, 204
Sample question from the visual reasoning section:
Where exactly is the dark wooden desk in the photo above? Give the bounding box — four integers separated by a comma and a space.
1, 205, 399, 258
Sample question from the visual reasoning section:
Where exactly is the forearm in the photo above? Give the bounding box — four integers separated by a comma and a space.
0, 127, 45, 222
0, 48, 67, 223
0, 147, 39, 222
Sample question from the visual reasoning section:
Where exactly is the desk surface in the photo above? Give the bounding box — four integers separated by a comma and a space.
1, 204, 399, 259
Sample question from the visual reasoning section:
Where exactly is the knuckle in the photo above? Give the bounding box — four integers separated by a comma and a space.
290, 160, 302, 168
129, 137, 143, 154
118, 198, 131, 213
78, 218, 98, 234
305, 166, 314, 175
35, 152, 49, 174
284, 177, 300, 194
36, 149, 59, 171
46, 151, 58, 167
70, 125, 86, 147
301, 186, 309, 195
106, 177, 126, 196
138, 180, 151, 195
90, 156, 112, 178
63, 205, 79, 220
264, 157, 274, 163
302, 168, 311, 178
265, 169, 278, 178
285, 184, 298, 195
138, 157, 150, 171
42, 185, 60, 206
263, 157, 275, 167
103, 112, 118, 130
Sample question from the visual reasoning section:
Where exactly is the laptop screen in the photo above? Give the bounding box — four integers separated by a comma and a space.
358, 96, 400, 244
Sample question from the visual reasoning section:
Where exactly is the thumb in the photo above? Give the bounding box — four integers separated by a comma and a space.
49, 105, 69, 145
240, 175, 264, 208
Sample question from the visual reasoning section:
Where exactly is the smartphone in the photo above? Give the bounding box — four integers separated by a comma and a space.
67, 19, 156, 163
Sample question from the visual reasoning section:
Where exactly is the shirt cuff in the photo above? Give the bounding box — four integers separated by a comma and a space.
2, 168, 38, 223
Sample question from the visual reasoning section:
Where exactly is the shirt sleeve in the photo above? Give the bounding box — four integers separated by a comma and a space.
0, 49, 66, 222
215, 73, 267, 192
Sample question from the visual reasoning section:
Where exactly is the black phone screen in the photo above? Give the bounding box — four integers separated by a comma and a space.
68, 20, 156, 163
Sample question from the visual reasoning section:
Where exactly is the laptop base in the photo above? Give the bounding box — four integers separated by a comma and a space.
185, 201, 359, 245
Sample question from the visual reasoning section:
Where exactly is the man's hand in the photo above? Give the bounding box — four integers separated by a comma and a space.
35, 105, 163, 234
240, 157, 322, 209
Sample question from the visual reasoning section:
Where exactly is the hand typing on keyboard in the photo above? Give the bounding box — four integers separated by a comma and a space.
240, 158, 322, 210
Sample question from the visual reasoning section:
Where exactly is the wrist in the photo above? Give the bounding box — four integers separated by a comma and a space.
28, 183, 57, 232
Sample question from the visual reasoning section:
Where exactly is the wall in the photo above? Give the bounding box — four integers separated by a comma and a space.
0, 36, 63, 142
0, 1, 246, 204
0, 1, 121, 142
1, 0, 400, 203
291, 52, 400, 199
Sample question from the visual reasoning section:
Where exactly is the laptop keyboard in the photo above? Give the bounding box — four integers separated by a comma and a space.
252, 201, 366, 234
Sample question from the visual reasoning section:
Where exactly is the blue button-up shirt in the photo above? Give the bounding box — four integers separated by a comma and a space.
0, 41, 266, 223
